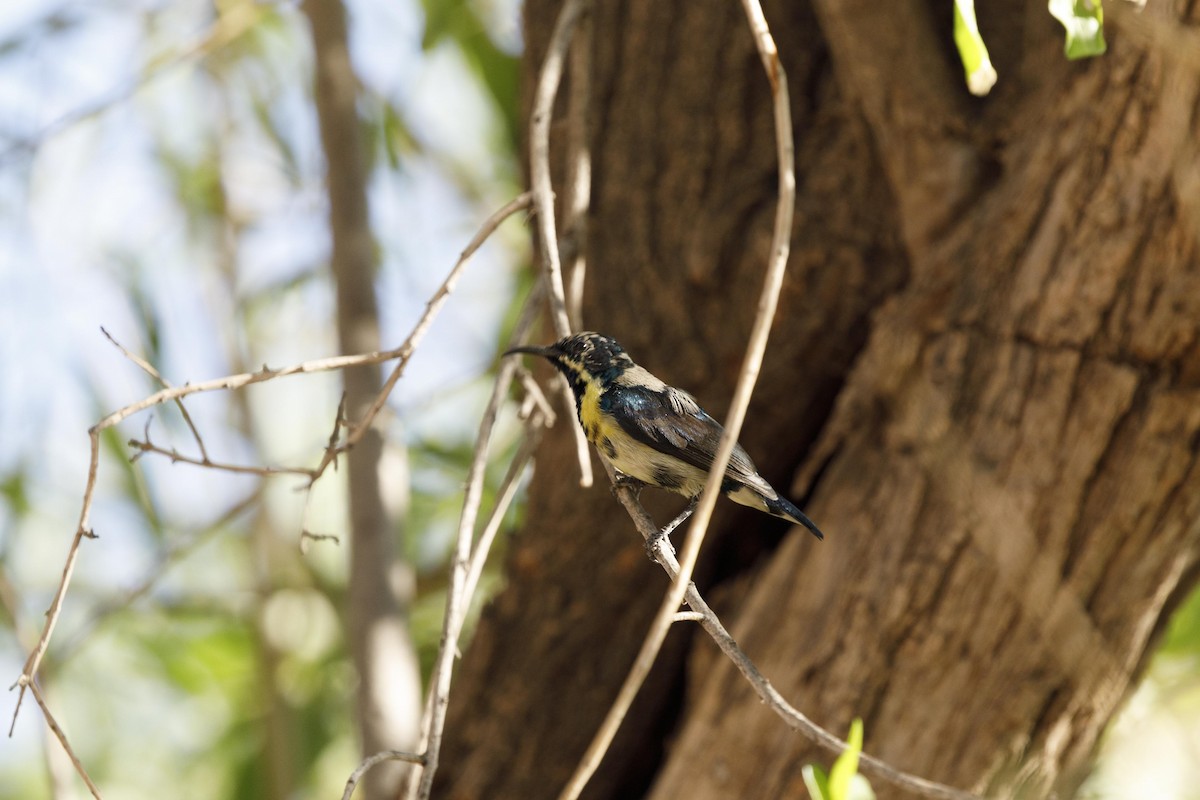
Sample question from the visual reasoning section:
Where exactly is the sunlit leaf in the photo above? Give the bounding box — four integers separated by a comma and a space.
828, 718, 863, 800
1048, 0, 1107, 60
802, 763, 831, 800
952, 0, 997, 96
1161, 586, 1200, 656
0, 471, 30, 517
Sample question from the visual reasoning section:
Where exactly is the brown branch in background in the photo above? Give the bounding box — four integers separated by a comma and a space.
528, 0, 594, 489
561, 0, 593, 330
305, 0, 419, 789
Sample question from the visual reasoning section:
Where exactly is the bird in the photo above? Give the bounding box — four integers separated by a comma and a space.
505, 332, 824, 543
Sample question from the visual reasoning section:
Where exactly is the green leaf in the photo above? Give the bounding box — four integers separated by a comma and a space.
417, 0, 519, 147
1048, 0, 1107, 60
802, 763, 831, 800
847, 774, 877, 800
0, 472, 30, 517
952, 0, 997, 96
1161, 585, 1200, 656
828, 718, 864, 800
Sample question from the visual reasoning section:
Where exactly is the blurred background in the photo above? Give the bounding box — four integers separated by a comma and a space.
0, 0, 1196, 798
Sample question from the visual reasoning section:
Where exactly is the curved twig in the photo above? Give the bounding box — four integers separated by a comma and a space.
10, 192, 538, 798
528, 0, 594, 489
408, 285, 546, 800
557, 0, 796, 795
556, 2, 981, 800
341, 750, 425, 800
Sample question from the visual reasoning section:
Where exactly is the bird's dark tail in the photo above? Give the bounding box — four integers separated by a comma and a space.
765, 495, 825, 540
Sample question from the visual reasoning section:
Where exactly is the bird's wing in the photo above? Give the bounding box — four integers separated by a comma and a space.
603, 385, 775, 496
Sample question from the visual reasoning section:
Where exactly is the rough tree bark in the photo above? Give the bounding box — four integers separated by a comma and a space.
304, 1, 422, 797
438, 1, 1200, 799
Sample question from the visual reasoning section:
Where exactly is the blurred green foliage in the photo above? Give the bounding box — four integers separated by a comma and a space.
0, 0, 522, 797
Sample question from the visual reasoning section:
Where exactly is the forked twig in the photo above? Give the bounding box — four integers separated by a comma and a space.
10, 191, 539, 798
608, 479, 981, 800
102, 327, 211, 461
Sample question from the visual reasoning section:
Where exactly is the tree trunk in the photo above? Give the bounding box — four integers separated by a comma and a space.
305, 2, 423, 797
438, 1, 1200, 799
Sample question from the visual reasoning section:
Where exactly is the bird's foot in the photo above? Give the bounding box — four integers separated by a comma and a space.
611, 472, 645, 498
644, 498, 698, 561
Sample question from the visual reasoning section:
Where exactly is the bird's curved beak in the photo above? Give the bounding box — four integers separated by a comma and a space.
503, 344, 558, 360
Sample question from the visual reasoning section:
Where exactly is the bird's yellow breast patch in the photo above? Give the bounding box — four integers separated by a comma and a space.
578, 381, 606, 442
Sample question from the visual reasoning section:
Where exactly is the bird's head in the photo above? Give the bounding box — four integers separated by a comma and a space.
505, 332, 634, 395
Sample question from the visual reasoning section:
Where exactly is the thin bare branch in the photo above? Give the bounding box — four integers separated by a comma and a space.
561, 0, 593, 330
462, 412, 548, 604
558, 0, 797, 795
11, 430, 101, 718
127, 437, 317, 477
28, 682, 103, 800
341, 750, 425, 800
300, 530, 341, 547
607, 482, 981, 800
515, 366, 557, 425
12, 191, 541, 795
528, 0, 594, 489
308, 192, 536, 483
409, 285, 545, 800
102, 327, 211, 461
529, 1, 581, 339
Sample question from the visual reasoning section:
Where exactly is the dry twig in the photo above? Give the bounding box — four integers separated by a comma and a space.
341, 750, 425, 800
28, 681, 103, 800
11, 191, 537, 798
607, 481, 982, 800
409, 285, 546, 800
557, 0, 797, 793
528, 0, 594, 488
551, 2, 981, 799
